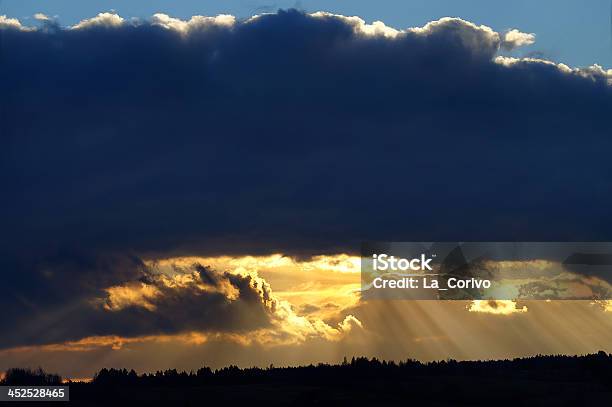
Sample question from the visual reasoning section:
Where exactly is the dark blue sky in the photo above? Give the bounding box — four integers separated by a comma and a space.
3, 0, 612, 68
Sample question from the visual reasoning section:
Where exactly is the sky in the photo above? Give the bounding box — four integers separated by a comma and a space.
1, 3, 612, 379
2, 0, 612, 68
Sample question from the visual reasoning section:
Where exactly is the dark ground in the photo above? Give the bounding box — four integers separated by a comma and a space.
3, 352, 611, 406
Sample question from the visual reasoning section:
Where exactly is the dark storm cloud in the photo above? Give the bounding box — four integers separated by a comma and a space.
1, 10, 612, 348
0, 255, 276, 349
2, 10, 611, 260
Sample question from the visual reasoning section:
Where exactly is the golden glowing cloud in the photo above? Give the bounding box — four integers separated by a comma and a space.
146, 254, 362, 320
91, 254, 365, 349
591, 300, 612, 312
104, 282, 161, 311
0, 332, 210, 354
468, 300, 528, 315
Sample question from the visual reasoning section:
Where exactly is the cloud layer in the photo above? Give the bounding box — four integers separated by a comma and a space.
3, 10, 612, 260
0, 252, 361, 349
1, 10, 612, 352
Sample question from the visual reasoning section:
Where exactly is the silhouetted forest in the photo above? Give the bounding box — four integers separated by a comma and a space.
3, 352, 611, 406
1, 367, 62, 386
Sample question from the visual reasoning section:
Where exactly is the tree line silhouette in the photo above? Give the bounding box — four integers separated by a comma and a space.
2, 352, 611, 405
1, 367, 62, 386
85, 351, 612, 386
